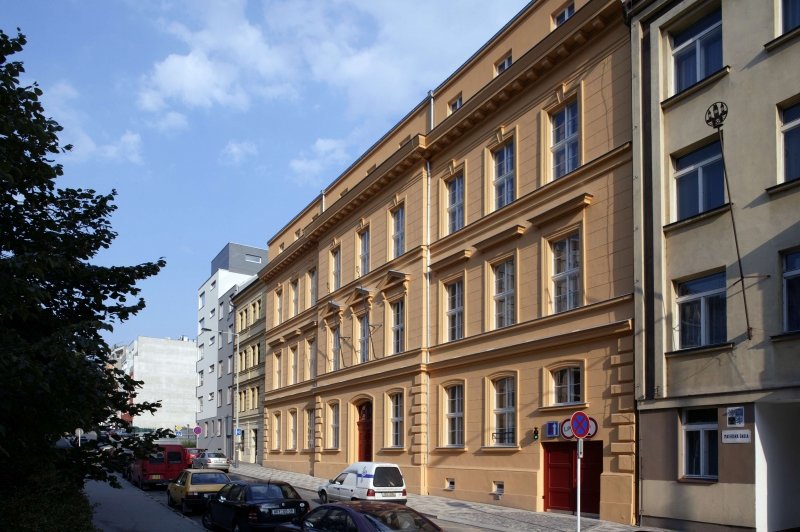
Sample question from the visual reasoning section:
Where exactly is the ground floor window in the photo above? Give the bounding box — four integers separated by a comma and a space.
683, 408, 718, 480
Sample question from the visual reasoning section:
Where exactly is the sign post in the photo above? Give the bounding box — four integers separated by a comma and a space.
570, 411, 591, 532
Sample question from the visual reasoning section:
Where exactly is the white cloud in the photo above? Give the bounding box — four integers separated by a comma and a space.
151, 111, 188, 132
289, 137, 350, 187
220, 139, 258, 165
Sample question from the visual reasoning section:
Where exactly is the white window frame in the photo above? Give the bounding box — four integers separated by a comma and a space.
682, 409, 718, 480
308, 268, 317, 306
552, 233, 581, 313
274, 352, 282, 389
445, 384, 465, 447
447, 173, 465, 234
391, 299, 405, 354
306, 408, 315, 450
495, 53, 512, 75
492, 377, 516, 446
493, 258, 516, 329
554, 2, 574, 27
359, 227, 370, 277
331, 247, 341, 291
275, 289, 283, 324
671, 10, 722, 94
290, 346, 298, 385
781, 101, 800, 183
551, 100, 579, 179
389, 392, 404, 448
358, 314, 370, 363
783, 250, 800, 332
272, 412, 281, 450
291, 279, 299, 317
493, 142, 515, 210
446, 279, 464, 341
329, 403, 340, 449
552, 366, 582, 405
676, 272, 727, 349
674, 142, 724, 221
331, 326, 341, 371
392, 205, 405, 258
449, 94, 463, 114
289, 410, 297, 450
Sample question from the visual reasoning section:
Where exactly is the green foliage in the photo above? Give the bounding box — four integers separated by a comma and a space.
0, 26, 168, 520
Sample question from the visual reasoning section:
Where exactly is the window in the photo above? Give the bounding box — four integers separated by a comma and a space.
359, 228, 370, 277
677, 272, 727, 348
227, 355, 233, 374
197, 397, 203, 412
672, 10, 722, 93
219, 302, 224, 319
308, 268, 317, 306
782, 102, 800, 183
245, 254, 262, 263
331, 326, 341, 371
198, 370, 204, 386
493, 258, 515, 329
307, 339, 316, 379
274, 352, 282, 388
210, 307, 216, 319
329, 403, 340, 448
389, 392, 404, 448
331, 247, 341, 291
216, 419, 222, 437
449, 94, 462, 114
445, 384, 464, 447
495, 53, 512, 75
493, 143, 514, 209
391, 300, 405, 354
552, 101, 579, 179
291, 280, 299, 317
675, 141, 724, 220
784, 251, 800, 332
447, 174, 465, 234
306, 408, 315, 450
492, 377, 516, 446
290, 346, 298, 385
227, 386, 232, 405
228, 324, 233, 343
552, 233, 581, 313
275, 289, 283, 324
553, 367, 581, 404
785, 0, 800, 33
217, 389, 222, 408
273, 413, 281, 450
446, 279, 464, 341
359, 314, 370, 363
554, 3, 574, 27
209, 335, 216, 346
392, 205, 405, 258
199, 291, 205, 309
683, 409, 718, 479
289, 411, 297, 450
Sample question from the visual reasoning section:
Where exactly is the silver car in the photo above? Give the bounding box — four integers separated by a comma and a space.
191, 451, 230, 472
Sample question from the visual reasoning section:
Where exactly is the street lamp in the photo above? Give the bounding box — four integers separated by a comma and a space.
201, 327, 240, 468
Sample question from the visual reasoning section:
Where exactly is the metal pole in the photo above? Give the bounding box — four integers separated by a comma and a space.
577, 438, 583, 532
234, 331, 240, 468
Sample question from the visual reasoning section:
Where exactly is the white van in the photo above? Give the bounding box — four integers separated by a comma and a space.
318, 462, 407, 504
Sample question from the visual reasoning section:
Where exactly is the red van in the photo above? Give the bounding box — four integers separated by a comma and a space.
129, 444, 187, 490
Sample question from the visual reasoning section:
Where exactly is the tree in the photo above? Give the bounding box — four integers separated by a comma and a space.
0, 28, 167, 511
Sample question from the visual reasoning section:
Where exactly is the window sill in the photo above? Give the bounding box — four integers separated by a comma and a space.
665, 342, 734, 357
380, 447, 406, 453
433, 446, 468, 453
770, 330, 800, 343
766, 178, 800, 197
538, 402, 589, 413
663, 203, 730, 234
764, 25, 800, 52
677, 476, 718, 484
479, 445, 521, 452
322, 447, 340, 453
661, 66, 730, 111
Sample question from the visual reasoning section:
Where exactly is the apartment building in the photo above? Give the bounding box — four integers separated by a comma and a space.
196, 243, 266, 456
630, 0, 800, 530
255, 0, 636, 523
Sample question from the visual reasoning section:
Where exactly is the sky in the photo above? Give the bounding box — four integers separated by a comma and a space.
3, 0, 530, 347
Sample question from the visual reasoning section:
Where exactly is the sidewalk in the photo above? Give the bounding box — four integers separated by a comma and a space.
231, 461, 664, 532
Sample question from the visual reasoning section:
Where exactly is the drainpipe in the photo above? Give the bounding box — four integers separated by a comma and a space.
321, 190, 325, 212
428, 90, 434, 133
423, 157, 433, 495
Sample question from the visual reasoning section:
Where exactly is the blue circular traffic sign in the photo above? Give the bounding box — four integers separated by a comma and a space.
570, 411, 591, 439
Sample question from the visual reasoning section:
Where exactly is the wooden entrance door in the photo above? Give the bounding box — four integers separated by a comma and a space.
356, 403, 373, 461
544, 441, 602, 514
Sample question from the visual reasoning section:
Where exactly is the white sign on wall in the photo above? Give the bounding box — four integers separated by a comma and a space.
722, 429, 751, 444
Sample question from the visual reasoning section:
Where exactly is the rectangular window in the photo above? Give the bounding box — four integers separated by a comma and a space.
493, 377, 516, 446
199, 291, 205, 309
493, 258, 516, 329
675, 141, 724, 220
449, 95, 462, 114
446, 279, 464, 341
217, 389, 222, 408
784, 250, 800, 332
785, 0, 800, 33
306, 339, 316, 380
447, 174, 465, 234
446, 385, 464, 447
495, 53, 512, 75
552, 101, 579, 179
392, 205, 405, 258
245, 254, 262, 263
274, 352, 282, 389
552, 233, 581, 313
390, 392, 404, 448
331, 326, 341, 371
672, 10, 722, 93
217, 361, 222, 378
227, 355, 233, 374
273, 413, 281, 450
308, 268, 317, 306
392, 300, 405, 354
677, 272, 727, 348
554, 3, 574, 27
290, 346, 298, 385
198, 370, 204, 386
553, 367, 581, 404
291, 280, 299, 317
209, 335, 215, 346
275, 289, 283, 324
227, 386, 232, 405
359, 228, 370, 277
493, 143, 515, 210
359, 314, 370, 363
306, 408, 315, 450
782, 102, 800, 183
289, 411, 297, 450
228, 324, 233, 343
683, 409, 718, 479
329, 404, 340, 448
331, 247, 341, 290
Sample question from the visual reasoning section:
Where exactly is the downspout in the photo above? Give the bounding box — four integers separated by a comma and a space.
321, 190, 325, 212
424, 89, 434, 495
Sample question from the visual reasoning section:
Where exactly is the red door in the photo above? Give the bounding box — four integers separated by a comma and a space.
544, 441, 602, 514
357, 403, 372, 461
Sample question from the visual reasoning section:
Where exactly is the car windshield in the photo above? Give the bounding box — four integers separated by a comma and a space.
373, 467, 403, 488
192, 472, 230, 485
167, 451, 183, 464
148, 451, 164, 465
363, 508, 438, 532
205, 452, 225, 458
249, 484, 300, 500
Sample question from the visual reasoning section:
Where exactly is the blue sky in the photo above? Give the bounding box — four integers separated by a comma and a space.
4, 0, 529, 347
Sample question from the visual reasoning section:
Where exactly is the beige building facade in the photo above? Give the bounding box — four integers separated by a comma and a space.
630, 0, 800, 530
249, 0, 636, 524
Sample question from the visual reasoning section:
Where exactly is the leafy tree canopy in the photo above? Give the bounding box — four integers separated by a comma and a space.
0, 29, 167, 495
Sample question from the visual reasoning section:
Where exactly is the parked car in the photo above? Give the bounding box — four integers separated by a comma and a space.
192, 451, 230, 472
129, 444, 186, 489
318, 462, 407, 504
276, 501, 441, 532
184, 447, 205, 467
167, 469, 230, 514
202, 480, 310, 531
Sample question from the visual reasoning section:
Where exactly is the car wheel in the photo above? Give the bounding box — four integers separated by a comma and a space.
201, 511, 215, 530
166, 491, 174, 507
318, 490, 328, 503
181, 499, 191, 515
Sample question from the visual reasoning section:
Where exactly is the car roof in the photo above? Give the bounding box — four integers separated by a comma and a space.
187, 468, 229, 474
331, 501, 410, 511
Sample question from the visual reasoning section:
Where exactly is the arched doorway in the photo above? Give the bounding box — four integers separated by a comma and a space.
356, 402, 373, 461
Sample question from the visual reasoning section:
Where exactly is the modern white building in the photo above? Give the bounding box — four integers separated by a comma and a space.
196, 243, 267, 455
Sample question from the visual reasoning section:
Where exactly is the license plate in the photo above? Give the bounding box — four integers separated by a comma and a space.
381, 492, 400, 497
272, 509, 295, 515
150, 475, 161, 480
